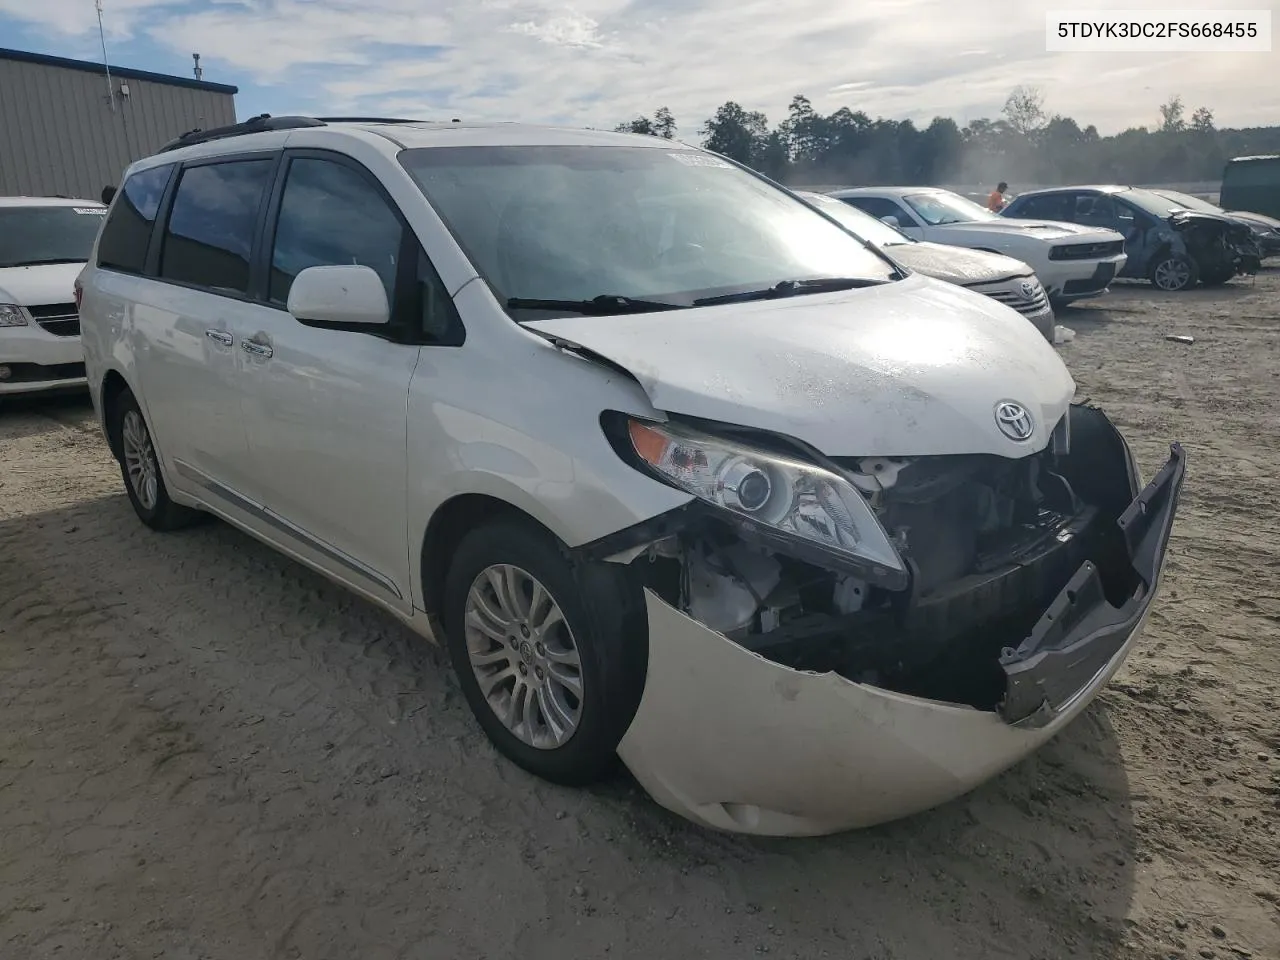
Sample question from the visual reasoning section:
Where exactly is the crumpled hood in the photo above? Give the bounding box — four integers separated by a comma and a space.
0, 262, 84, 306
887, 241, 1033, 286
1224, 209, 1280, 232
940, 218, 1119, 242
524, 273, 1075, 458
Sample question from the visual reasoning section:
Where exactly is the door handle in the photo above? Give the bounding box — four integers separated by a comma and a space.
205, 329, 234, 346
241, 338, 273, 359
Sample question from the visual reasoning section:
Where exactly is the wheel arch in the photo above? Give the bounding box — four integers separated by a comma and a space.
418, 492, 565, 625
99, 368, 134, 460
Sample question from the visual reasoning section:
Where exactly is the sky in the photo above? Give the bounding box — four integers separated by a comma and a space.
1, 0, 1276, 137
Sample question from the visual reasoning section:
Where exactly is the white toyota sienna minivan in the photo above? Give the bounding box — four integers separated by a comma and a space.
77, 116, 1186, 837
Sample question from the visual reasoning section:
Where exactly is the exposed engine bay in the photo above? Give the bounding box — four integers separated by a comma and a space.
614, 404, 1143, 716
1171, 210, 1264, 280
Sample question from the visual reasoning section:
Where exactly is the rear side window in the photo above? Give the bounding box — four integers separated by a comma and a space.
1015, 194, 1072, 221
97, 164, 173, 274
268, 158, 403, 305
844, 196, 915, 225
159, 159, 275, 295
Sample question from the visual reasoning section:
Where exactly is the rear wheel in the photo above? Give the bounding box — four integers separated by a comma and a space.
110, 389, 202, 531
1149, 252, 1197, 292
441, 519, 646, 785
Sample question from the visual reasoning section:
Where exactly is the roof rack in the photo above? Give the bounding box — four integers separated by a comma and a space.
156, 113, 465, 154
157, 114, 325, 153
313, 116, 425, 124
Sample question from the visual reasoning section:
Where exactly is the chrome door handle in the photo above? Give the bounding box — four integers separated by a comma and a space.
205, 329, 234, 346
241, 339, 273, 359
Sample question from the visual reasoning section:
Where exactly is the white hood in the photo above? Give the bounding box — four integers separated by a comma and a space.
0, 262, 84, 307
525, 273, 1075, 458
888, 241, 1033, 286
936, 219, 1122, 243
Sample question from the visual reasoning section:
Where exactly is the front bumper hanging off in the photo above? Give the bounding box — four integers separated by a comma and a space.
616, 443, 1186, 837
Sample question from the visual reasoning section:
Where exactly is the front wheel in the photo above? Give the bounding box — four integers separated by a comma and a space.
441, 519, 646, 785
110, 389, 203, 531
1149, 253, 1198, 292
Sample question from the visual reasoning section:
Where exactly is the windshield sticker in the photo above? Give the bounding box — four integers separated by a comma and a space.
668, 153, 732, 168
74, 207, 107, 215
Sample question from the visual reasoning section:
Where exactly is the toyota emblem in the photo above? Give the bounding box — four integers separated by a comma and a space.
994, 401, 1035, 441
1019, 280, 1038, 300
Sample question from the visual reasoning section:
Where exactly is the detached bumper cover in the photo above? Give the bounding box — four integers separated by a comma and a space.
1000, 442, 1186, 726
617, 443, 1186, 837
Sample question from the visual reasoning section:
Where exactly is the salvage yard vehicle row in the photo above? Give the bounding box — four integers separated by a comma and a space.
77, 115, 1185, 835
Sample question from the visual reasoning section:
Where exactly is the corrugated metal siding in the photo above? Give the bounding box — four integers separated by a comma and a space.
0, 59, 236, 200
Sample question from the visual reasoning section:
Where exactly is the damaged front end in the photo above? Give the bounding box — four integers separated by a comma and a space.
1171, 210, 1264, 279
588, 404, 1185, 836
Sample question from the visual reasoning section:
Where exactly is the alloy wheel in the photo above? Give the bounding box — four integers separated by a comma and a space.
463, 564, 584, 749
121, 409, 159, 511
1153, 257, 1192, 291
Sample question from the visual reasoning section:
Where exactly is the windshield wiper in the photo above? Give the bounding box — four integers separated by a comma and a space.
692, 276, 888, 307
507, 294, 688, 316
3, 257, 87, 267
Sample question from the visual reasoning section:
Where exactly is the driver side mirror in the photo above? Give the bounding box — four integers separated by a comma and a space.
287, 265, 391, 327
880, 215, 900, 228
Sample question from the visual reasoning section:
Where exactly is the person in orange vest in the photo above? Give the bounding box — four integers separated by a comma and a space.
987, 182, 1008, 212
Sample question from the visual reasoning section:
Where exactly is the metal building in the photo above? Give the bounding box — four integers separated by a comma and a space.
0, 47, 238, 201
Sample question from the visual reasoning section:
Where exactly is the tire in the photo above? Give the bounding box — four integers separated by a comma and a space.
1148, 252, 1198, 292
441, 518, 647, 786
110, 389, 203, 531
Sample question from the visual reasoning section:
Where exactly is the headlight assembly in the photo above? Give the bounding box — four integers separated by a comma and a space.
0, 304, 29, 327
624, 418, 906, 584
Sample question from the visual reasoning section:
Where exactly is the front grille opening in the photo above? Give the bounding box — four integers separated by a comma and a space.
27, 302, 81, 338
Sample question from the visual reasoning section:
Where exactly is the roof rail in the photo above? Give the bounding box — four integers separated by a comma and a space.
313, 116, 425, 124
157, 114, 326, 153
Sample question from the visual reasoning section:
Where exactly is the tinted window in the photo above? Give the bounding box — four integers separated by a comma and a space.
159, 160, 274, 294
269, 158, 403, 306
416, 249, 461, 342
97, 164, 172, 274
0, 205, 106, 268
1013, 193, 1072, 221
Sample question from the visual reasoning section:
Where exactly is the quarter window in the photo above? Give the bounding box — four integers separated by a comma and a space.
268, 158, 403, 307
96, 164, 173, 274
159, 159, 275, 295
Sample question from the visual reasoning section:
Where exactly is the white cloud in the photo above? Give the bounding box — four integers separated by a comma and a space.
4, 0, 1277, 134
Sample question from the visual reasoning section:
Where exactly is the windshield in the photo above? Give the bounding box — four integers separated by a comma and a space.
0, 205, 106, 268
399, 145, 897, 311
1152, 190, 1220, 214
902, 191, 999, 226
797, 193, 913, 246
1119, 188, 1194, 217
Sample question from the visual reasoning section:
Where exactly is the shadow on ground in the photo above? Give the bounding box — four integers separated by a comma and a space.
1, 490, 1139, 960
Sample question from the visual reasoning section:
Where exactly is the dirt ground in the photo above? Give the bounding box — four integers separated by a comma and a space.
3, 273, 1279, 960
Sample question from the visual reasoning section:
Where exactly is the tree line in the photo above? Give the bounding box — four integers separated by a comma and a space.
614, 87, 1280, 187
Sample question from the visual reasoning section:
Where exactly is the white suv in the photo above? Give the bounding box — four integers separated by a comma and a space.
78, 116, 1185, 837
0, 197, 106, 396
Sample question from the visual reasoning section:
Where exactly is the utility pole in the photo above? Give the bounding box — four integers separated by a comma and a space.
96, 0, 116, 112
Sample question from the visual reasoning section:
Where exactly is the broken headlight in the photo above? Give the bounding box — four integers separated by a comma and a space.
624, 418, 906, 578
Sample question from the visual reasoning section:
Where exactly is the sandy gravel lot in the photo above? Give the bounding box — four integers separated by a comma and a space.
2, 273, 1279, 960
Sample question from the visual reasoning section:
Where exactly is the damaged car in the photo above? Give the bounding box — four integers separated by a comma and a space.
1002, 185, 1262, 292
78, 118, 1186, 837
1148, 188, 1280, 260
793, 190, 1055, 341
